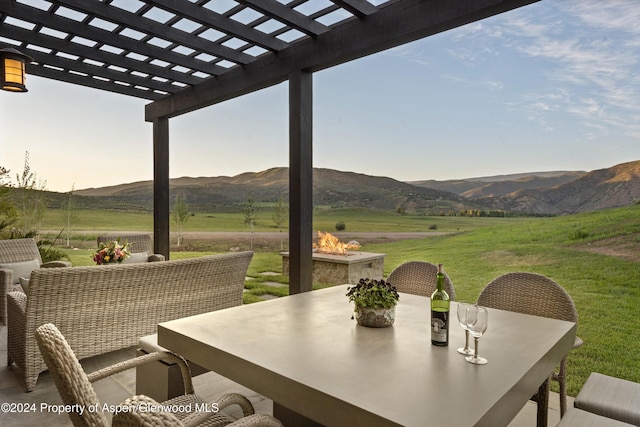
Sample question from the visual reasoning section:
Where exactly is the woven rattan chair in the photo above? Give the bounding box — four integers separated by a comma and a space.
35, 323, 284, 427
386, 261, 456, 300
477, 272, 583, 426
0, 238, 70, 324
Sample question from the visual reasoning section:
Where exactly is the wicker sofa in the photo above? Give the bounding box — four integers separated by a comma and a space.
7, 251, 253, 392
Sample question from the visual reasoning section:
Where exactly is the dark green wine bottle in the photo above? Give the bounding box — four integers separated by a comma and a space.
431, 263, 450, 346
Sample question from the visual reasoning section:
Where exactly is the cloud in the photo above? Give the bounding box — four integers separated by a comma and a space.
492, 1, 640, 138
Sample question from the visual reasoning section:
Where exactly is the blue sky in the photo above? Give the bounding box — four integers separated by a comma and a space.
1, 0, 639, 193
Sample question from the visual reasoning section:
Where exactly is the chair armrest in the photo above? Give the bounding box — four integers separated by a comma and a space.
41, 261, 72, 268
215, 392, 255, 416
0, 269, 14, 288
112, 395, 183, 427
7, 292, 27, 342
181, 393, 256, 426
148, 254, 165, 262
87, 351, 194, 394
7, 291, 27, 317
227, 415, 285, 427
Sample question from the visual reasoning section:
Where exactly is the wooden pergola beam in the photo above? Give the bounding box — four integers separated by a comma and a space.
145, 0, 538, 121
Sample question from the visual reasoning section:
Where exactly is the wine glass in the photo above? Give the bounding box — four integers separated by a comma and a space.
465, 305, 488, 365
456, 302, 474, 355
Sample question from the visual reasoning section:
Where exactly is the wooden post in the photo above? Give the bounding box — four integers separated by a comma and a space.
153, 117, 170, 259
288, 70, 313, 294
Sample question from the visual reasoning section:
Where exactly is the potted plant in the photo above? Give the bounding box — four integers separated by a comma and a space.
346, 278, 400, 327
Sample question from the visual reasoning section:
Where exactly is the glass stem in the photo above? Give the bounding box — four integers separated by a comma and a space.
474, 336, 480, 358
465, 330, 470, 350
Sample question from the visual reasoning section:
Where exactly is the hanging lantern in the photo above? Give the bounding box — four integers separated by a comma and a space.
0, 47, 33, 93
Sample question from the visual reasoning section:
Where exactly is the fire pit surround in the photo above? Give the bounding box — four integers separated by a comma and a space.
281, 232, 385, 285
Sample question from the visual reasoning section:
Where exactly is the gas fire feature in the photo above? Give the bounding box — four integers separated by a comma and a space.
281, 232, 385, 285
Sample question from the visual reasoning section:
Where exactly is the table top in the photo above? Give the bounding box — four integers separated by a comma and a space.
158, 285, 576, 427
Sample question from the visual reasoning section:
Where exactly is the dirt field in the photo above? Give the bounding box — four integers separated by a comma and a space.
573, 235, 640, 263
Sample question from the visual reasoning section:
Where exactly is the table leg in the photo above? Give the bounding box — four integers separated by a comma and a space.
273, 402, 324, 427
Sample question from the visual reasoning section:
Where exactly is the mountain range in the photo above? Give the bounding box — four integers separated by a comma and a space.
71, 160, 640, 215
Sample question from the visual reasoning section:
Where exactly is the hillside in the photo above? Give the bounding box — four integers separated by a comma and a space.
61, 160, 640, 215
73, 168, 476, 213
482, 160, 640, 214
409, 171, 586, 197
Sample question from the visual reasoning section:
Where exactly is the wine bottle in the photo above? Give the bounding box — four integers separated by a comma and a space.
431, 263, 450, 346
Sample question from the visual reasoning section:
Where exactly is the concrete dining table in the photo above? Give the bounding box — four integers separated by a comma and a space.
158, 285, 576, 427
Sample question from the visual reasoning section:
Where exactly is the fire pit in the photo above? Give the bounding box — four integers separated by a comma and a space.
281, 232, 385, 285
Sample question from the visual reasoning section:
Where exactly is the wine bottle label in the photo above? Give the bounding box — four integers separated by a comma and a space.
431, 310, 449, 344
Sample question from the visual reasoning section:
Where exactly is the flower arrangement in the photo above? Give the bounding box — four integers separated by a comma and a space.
93, 240, 130, 265
346, 278, 400, 310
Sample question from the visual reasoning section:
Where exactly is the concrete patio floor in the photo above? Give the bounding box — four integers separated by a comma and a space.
0, 324, 569, 426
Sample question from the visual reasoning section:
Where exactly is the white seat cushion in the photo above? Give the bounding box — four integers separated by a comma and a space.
558, 408, 635, 427
123, 252, 149, 264
575, 372, 640, 425
19, 277, 30, 293
0, 259, 40, 284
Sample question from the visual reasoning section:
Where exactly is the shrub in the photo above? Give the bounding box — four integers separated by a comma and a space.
568, 224, 589, 240
335, 221, 346, 231
429, 224, 438, 230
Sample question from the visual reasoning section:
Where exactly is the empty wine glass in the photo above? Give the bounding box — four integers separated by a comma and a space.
465, 305, 488, 365
456, 302, 474, 355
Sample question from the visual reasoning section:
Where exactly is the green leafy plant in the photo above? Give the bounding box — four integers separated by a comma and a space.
346, 278, 399, 310
39, 229, 70, 263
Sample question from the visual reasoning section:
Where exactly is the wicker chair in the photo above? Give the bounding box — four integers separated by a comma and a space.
477, 272, 583, 427
0, 238, 70, 324
97, 234, 165, 262
35, 323, 284, 427
386, 261, 456, 300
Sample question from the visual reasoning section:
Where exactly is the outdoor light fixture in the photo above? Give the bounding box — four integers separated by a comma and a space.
0, 47, 33, 93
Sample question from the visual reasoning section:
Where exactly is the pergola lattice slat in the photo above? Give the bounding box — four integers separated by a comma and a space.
54, 0, 254, 66
149, 0, 288, 52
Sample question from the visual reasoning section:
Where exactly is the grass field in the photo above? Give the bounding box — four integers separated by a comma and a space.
42, 204, 640, 397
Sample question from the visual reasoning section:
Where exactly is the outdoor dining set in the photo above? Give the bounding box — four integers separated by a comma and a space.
2, 237, 639, 426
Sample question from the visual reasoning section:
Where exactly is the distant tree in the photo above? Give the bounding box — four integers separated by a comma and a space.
243, 197, 257, 249
13, 151, 47, 238
272, 194, 288, 250
64, 184, 80, 247
0, 166, 17, 236
172, 191, 190, 246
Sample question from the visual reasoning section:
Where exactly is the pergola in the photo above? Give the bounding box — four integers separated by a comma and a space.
1, 0, 538, 293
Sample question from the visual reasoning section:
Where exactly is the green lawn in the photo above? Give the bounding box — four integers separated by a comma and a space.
50, 204, 640, 397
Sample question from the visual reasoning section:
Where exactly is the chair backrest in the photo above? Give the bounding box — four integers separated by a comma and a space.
35, 323, 109, 427
386, 261, 456, 300
0, 238, 43, 265
97, 234, 152, 254
477, 272, 578, 322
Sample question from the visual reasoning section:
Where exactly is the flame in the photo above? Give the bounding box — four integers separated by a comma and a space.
314, 231, 360, 255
